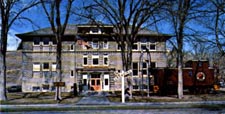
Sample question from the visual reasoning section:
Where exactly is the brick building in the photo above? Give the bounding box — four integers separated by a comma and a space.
16, 23, 171, 92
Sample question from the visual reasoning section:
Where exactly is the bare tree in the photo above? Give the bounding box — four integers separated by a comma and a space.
40, 0, 74, 101
82, 0, 164, 98
162, 0, 207, 99
201, 0, 225, 56
0, 0, 39, 101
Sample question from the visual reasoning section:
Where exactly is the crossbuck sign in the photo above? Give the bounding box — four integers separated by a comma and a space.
114, 69, 132, 103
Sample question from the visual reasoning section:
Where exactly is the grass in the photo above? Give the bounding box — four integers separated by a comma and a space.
1, 92, 81, 104
108, 90, 225, 103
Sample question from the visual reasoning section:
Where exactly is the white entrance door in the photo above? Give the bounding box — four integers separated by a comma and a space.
103, 74, 109, 91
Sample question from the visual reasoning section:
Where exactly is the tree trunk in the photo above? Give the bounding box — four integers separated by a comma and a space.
0, 29, 8, 101
177, 53, 183, 99
55, 35, 62, 101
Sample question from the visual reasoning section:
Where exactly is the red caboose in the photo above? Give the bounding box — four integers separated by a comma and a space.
152, 60, 216, 95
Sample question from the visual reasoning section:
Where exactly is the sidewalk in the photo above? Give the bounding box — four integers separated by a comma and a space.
76, 96, 110, 105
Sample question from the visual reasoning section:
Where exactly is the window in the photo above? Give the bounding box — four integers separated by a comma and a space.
91, 80, 95, 85
132, 43, 138, 50
117, 45, 121, 50
92, 55, 99, 66
105, 79, 109, 86
70, 44, 74, 51
103, 54, 109, 66
142, 62, 147, 75
33, 38, 40, 45
133, 85, 139, 89
150, 43, 156, 50
103, 39, 108, 49
83, 55, 88, 65
32, 86, 40, 91
90, 28, 101, 34
43, 63, 49, 71
151, 62, 156, 68
132, 62, 138, 76
142, 62, 147, 68
198, 61, 202, 67
141, 43, 147, 50
92, 39, 99, 49
83, 79, 87, 85
52, 38, 57, 45
70, 70, 74, 77
52, 63, 56, 71
33, 63, 40, 71
97, 80, 100, 85
43, 38, 50, 45
42, 84, 49, 90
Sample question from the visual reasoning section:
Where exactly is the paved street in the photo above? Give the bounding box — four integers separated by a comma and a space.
2, 108, 225, 114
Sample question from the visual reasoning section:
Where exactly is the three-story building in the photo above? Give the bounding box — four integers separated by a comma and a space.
16, 23, 171, 92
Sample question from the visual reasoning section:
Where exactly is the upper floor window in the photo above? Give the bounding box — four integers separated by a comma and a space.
103, 54, 109, 66
150, 43, 156, 50
33, 38, 40, 45
70, 70, 74, 77
141, 43, 147, 50
43, 63, 49, 71
70, 44, 74, 51
33, 63, 41, 71
92, 55, 99, 66
92, 39, 99, 49
52, 63, 56, 71
150, 62, 156, 68
90, 28, 101, 34
132, 43, 138, 51
132, 62, 138, 76
103, 39, 108, 49
83, 55, 88, 66
43, 38, 50, 45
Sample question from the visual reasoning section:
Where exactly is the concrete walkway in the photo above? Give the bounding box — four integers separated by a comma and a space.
76, 96, 110, 105
76, 91, 110, 105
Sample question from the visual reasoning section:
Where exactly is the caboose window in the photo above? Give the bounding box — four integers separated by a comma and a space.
198, 62, 202, 67
188, 71, 193, 77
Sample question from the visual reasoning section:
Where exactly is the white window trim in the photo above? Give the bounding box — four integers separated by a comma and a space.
52, 63, 56, 71
33, 63, 41, 71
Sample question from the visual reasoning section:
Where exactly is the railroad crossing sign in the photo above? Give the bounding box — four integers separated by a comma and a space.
114, 69, 132, 81
114, 69, 132, 103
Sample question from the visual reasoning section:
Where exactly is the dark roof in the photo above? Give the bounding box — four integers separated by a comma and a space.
17, 25, 78, 36
16, 24, 172, 40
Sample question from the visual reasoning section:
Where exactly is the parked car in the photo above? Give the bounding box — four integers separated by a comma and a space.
7, 85, 22, 92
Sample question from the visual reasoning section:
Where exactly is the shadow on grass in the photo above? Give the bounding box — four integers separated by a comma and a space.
3, 92, 81, 104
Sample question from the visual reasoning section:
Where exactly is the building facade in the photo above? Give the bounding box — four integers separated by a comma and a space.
16, 24, 171, 92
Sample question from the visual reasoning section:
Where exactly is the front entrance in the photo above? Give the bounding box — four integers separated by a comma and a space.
90, 73, 101, 91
